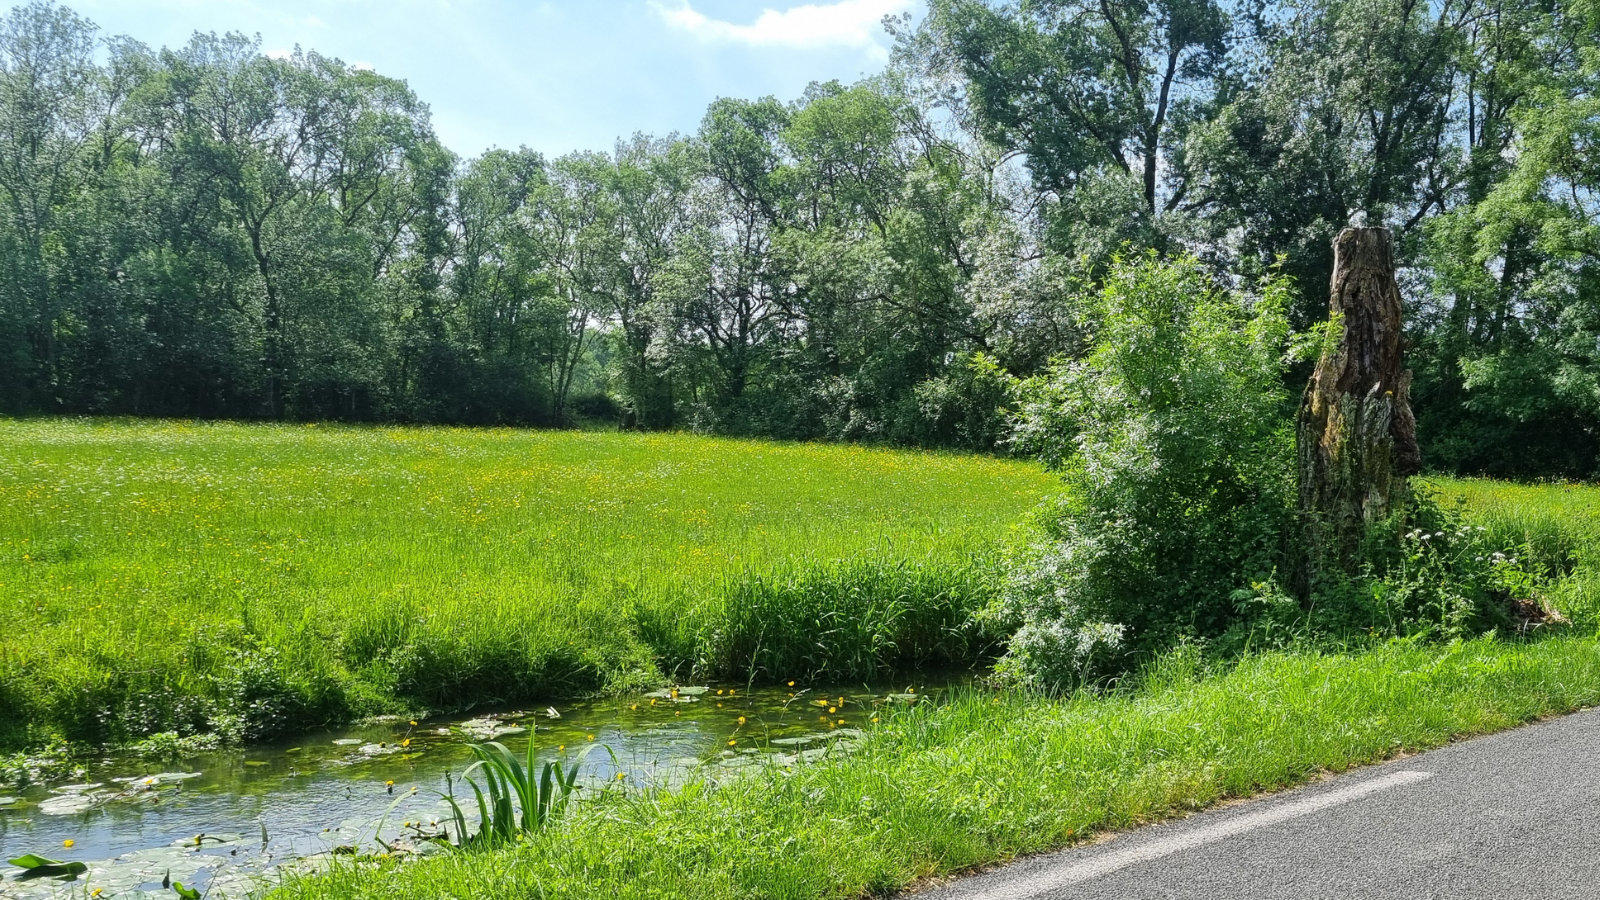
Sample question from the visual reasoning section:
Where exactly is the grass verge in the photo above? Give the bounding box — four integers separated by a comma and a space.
272, 632, 1600, 900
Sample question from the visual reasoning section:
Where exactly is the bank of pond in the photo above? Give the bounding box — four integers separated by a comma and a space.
0, 680, 945, 898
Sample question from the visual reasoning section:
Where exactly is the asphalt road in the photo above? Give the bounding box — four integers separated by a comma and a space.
917, 707, 1600, 899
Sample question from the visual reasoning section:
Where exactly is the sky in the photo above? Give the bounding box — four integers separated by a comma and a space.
68, 0, 922, 160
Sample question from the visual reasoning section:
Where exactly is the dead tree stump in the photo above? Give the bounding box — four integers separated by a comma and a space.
1297, 227, 1420, 584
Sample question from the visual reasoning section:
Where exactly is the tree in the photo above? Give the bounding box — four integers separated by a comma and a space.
1297, 227, 1419, 585
918, 0, 1228, 229
0, 1, 101, 407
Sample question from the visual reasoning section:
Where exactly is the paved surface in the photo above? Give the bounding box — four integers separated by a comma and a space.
919, 707, 1600, 899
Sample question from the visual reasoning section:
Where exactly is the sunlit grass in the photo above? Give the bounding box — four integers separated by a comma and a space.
275, 633, 1600, 900
271, 475, 1600, 900
0, 419, 1056, 748
1427, 477, 1600, 623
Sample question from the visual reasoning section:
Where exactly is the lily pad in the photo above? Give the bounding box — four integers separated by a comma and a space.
642, 691, 699, 703
331, 739, 363, 746
114, 772, 202, 788
643, 685, 710, 701
7, 855, 88, 879
456, 718, 525, 739
0, 796, 17, 806
38, 793, 99, 815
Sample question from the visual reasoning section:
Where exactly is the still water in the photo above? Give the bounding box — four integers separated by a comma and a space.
0, 680, 938, 898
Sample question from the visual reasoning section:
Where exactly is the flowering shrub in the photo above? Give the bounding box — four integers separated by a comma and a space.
991, 253, 1300, 687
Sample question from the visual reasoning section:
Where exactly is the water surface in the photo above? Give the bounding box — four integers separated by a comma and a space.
0, 680, 939, 898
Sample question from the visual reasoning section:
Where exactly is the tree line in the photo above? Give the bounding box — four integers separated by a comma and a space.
0, 0, 1596, 476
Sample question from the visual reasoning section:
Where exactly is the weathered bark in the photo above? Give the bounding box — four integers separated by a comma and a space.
1297, 227, 1421, 584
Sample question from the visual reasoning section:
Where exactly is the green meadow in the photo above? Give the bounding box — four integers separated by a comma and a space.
275, 478, 1600, 900
0, 419, 1055, 749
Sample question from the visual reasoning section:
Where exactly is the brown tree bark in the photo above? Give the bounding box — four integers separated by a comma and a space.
1297, 227, 1421, 585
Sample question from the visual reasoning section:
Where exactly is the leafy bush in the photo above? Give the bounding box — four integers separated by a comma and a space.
912, 352, 1017, 451
990, 253, 1300, 687
995, 254, 1576, 689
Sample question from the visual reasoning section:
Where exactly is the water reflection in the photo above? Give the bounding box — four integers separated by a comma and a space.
0, 681, 942, 898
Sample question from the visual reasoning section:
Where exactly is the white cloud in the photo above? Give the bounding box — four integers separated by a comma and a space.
652, 0, 911, 57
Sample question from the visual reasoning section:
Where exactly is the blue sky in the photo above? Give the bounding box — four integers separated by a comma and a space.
69, 0, 921, 159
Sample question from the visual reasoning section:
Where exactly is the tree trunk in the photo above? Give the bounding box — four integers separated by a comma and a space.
1297, 227, 1421, 585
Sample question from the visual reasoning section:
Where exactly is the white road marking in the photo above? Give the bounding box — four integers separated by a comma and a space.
963, 769, 1434, 899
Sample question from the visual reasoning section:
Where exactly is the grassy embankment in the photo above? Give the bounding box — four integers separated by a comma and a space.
0, 419, 1056, 750
270, 478, 1600, 900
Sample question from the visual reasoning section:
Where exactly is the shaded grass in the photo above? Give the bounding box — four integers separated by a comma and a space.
0, 419, 1055, 749
272, 633, 1600, 900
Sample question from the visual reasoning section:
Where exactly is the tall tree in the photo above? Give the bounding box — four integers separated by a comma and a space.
918, 0, 1228, 223
0, 1, 100, 406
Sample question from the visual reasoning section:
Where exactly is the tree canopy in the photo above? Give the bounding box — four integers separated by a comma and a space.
0, 0, 1596, 476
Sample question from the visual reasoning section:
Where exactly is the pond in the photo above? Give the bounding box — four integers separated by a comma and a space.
0, 680, 942, 898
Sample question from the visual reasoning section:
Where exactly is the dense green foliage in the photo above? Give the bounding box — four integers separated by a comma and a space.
992, 254, 1299, 683
992, 253, 1574, 686
0, 1, 1596, 473
276, 629, 1600, 900
0, 420, 1053, 750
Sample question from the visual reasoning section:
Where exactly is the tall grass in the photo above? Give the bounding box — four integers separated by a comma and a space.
267, 474, 1600, 900
0, 419, 1054, 749
1428, 477, 1600, 624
